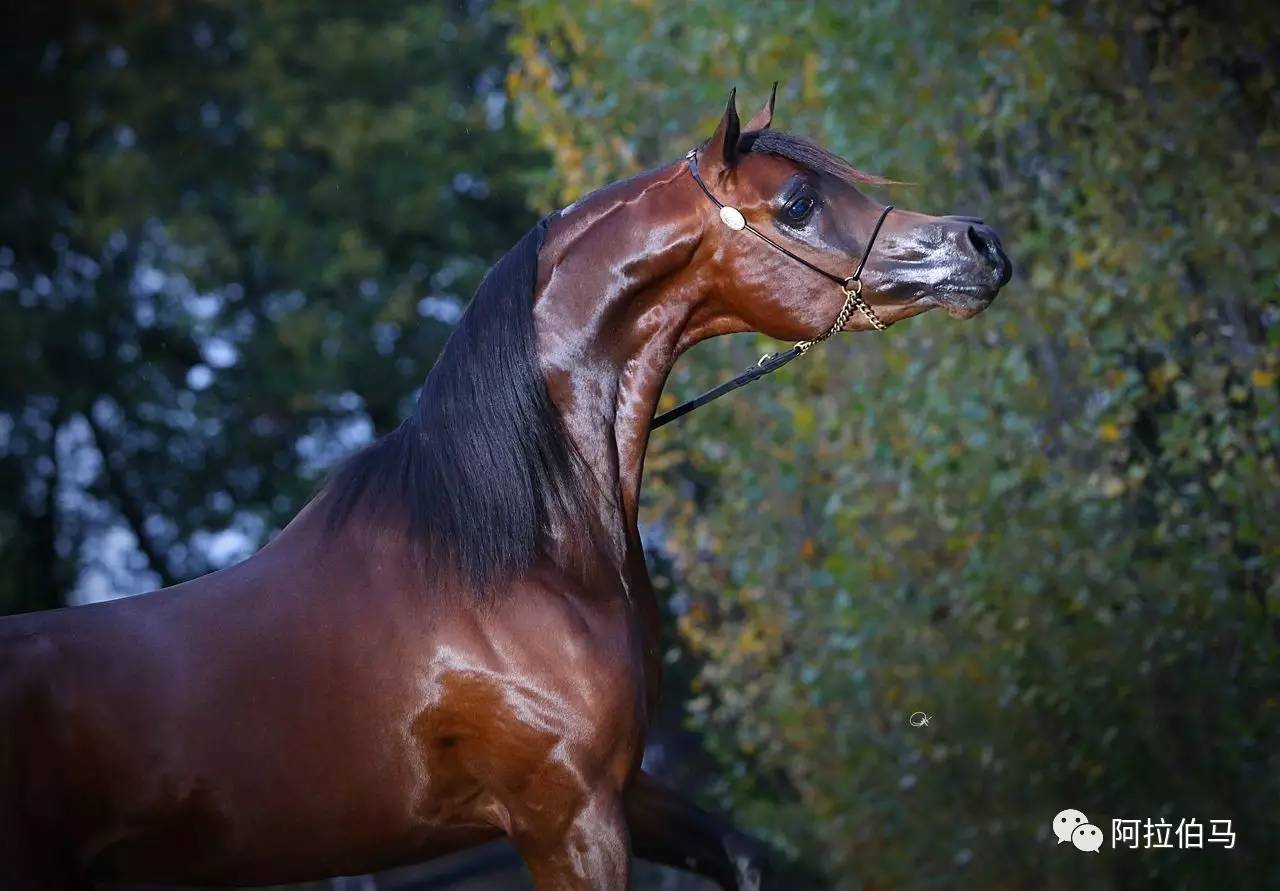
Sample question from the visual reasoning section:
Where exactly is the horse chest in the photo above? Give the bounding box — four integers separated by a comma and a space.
403, 581, 650, 834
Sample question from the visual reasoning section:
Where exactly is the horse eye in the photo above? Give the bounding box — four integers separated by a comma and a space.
785, 194, 815, 222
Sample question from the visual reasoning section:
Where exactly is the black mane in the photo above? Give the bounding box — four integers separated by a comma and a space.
321, 215, 591, 592
320, 131, 870, 594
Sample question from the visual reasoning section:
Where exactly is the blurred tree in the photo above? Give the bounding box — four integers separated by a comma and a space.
1, 0, 543, 611
508, 1, 1280, 889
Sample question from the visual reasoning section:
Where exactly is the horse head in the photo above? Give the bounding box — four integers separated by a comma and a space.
691, 87, 1012, 341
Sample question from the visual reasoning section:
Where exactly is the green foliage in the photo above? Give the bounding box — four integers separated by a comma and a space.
1, 1, 542, 609
508, 2, 1280, 888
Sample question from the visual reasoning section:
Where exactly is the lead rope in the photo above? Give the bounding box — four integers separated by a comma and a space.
651, 150, 892, 430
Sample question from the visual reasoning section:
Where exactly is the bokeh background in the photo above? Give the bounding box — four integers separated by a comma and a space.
3, 1, 1278, 889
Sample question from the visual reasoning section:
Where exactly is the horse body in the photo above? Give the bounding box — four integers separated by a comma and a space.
2, 90, 1010, 889
2, 159, 674, 890
2, 497, 656, 887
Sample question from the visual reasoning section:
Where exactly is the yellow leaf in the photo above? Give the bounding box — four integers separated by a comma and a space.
993, 25, 1020, 49
888, 525, 916, 545
1147, 361, 1181, 393
803, 52, 819, 100
736, 627, 764, 656
1252, 368, 1275, 388
1098, 421, 1121, 442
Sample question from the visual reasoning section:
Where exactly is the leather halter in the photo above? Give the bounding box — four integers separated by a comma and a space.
651, 149, 893, 430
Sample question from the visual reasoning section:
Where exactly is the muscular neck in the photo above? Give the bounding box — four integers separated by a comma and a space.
532, 163, 735, 560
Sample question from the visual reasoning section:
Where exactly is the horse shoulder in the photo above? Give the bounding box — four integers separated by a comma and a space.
408, 569, 646, 840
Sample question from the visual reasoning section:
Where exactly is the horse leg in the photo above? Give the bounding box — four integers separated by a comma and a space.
624, 770, 775, 891
514, 791, 630, 891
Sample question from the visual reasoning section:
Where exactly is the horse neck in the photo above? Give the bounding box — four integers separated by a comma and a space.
534, 162, 726, 548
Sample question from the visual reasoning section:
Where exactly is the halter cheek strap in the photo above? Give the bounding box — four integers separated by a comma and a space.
650, 149, 893, 430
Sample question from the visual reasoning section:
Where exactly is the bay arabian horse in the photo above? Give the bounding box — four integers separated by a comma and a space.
1, 90, 1011, 890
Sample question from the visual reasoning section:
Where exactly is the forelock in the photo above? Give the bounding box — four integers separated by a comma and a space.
741, 130, 890, 186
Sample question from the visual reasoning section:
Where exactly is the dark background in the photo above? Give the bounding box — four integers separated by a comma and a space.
2, 1, 1277, 889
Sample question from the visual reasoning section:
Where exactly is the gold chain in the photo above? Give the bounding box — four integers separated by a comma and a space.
795, 279, 884, 353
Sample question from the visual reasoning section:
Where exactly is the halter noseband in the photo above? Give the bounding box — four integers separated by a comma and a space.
650, 149, 893, 429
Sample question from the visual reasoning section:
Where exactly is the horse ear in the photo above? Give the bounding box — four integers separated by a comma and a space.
702, 87, 742, 170
744, 82, 778, 133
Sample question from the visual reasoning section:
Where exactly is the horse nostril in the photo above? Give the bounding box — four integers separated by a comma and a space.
967, 225, 989, 256
963, 223, 1012, 285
